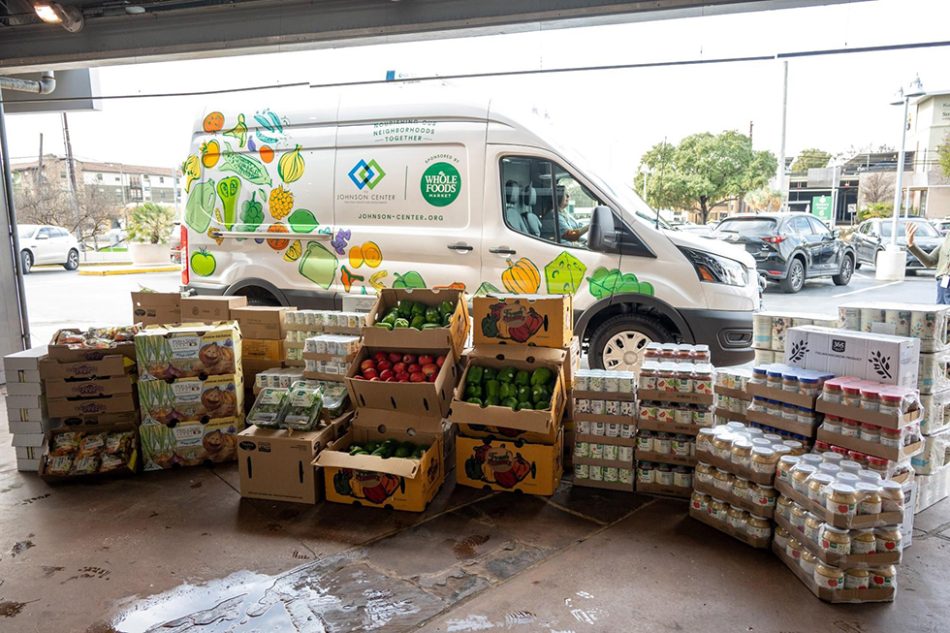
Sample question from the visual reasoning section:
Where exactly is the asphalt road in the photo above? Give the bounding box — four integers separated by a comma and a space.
20, 267, 940, 347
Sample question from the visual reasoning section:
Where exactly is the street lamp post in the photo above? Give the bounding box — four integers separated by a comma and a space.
876, 75, 925, 281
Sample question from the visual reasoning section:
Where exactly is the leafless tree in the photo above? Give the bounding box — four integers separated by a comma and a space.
14, 183, 120, 245
861, 172, 895, 206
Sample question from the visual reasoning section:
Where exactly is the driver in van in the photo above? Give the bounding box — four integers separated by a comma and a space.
554, 185, 589, 244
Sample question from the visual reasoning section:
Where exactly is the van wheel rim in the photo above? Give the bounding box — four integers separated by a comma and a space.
602, 331, 652, 370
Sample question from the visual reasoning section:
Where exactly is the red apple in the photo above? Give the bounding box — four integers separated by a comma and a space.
362, 368, 378, 380
360, 359, 377, 371
396, 371, 410, 382
369, 376, 380, 381
377, 360, 392, 372
379, 369, 394, 381
389, 352, 402, 363
393, 362, 407, 374
402, 354, 417, 365
436, 355, 446, 367
419, 354, 434, 366
353, 375, 365, 380
427, 373, 437, 382
421, 363, 439, 378
409, 371, 426, 383
408, 363, 421, 374
374, 351, 388, 363
384, 376, 395, 382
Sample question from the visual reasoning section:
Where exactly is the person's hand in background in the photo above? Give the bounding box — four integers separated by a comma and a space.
907, 222, 917, 248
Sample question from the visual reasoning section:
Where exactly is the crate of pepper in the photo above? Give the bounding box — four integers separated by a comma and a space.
448, 345, 566, 441
362, 289, 469, 358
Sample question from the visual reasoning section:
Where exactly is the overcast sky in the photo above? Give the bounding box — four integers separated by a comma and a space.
6, 0, 950, 186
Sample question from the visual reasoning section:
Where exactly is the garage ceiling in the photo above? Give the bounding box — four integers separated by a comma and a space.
0, 0, 865, 72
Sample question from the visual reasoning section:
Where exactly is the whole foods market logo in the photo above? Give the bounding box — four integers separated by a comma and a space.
421, 162, 461, 207
348, 159, 386, 190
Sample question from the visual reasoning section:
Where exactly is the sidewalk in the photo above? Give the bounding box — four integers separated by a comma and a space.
77, 263, 180, 276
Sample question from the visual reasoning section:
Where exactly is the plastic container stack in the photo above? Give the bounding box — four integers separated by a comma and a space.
284, 310, 363, 367
752, 311, 838, 365
745, 364, 832, 448
714, 367, 753, 426
571, 369, 637, 491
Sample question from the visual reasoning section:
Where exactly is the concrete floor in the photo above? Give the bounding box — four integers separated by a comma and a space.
1, 405, 948, 632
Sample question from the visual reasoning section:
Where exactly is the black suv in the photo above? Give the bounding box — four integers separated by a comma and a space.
709, 213, 855, 293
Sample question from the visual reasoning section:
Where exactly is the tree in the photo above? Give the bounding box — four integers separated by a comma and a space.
744, 187, 783, 213
634, 131, 777, 224
860, 172, 895, 206
13, 183, 118, 244
790, 148, 831, 172
126, 202, 176, 244
939, 135, 950, 178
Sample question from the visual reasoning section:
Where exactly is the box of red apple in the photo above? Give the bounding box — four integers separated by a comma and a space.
346, 346, 460, 420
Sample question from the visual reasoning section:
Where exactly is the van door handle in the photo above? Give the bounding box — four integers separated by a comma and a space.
447, 243, 474, 253
489, 246, 517, 255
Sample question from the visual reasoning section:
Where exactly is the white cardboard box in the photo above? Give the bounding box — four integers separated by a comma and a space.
3, 345, 48, 373
15, 445, 40, 460
6, 394, 45, 410
11, 433, 45, 448
16, 458, 40, 472
6, 369, 41, 385
9, 421, 47, 435
912, 429, 950, 475
7, 406, 47, 423
915, 464, 950, 514
784, 326, 920, 389
6, 381, 43, 396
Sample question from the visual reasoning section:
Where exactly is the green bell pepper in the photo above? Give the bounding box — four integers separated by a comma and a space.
482, 367, 497, 381
517, 385, 531, 401
531, 385, 550, 403
374, 322, 393, 331
380, 311, 398, 326
466, 366, 484, 385
502, 397, 518, 410
394, 318, 410, 329
498, 367, 517, 383
484, 380, 501, 399
439, 300, 455, 317
514, 370, 530, 386
485, 395, 500, 407
466, 396, 483, 406
516, 400, 533, 411
465, 384, 483, 399
410, 315, 426, 330
530, 367, 553, 387
499, 383, 515, 400
425, 307, 441, 324
411, 302, 426, 317
397, 300, 413, 319
422, 323, 441, 330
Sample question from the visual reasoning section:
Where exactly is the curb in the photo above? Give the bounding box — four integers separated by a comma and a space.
78, 265, 180, 276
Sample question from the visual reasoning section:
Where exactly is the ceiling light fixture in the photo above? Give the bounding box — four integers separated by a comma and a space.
33, 2, 60, 23
33, 2, 84, 32
125, 5, 146, 14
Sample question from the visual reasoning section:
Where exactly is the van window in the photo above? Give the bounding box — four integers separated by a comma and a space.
499, 156, 602, 249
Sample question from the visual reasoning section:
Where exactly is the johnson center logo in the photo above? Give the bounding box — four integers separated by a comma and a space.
348, 159, 386, 190
421, 162, 461, 207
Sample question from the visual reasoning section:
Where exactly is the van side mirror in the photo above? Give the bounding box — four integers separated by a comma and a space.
588, 206, 617, 253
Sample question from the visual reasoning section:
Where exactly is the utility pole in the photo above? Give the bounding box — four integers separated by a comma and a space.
61, 113, 78, 194
776, 61, 788, 211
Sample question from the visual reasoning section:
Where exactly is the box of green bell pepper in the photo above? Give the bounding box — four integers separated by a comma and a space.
362, 288, 470, 357
449, 345, 567, 439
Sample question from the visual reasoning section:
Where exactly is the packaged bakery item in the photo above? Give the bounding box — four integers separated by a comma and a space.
78, 433, 107, 457
282, 381, 324, 431
51, 432, 82, 456
247, 388, 290, 428
70, 454, 100, 476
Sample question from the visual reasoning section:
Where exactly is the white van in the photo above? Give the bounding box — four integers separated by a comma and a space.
180, 87, 760, 370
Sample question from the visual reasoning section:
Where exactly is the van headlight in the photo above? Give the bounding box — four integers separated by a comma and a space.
678, 247, 749, 287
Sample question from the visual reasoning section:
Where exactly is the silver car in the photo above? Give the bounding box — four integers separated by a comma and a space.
17, 224, 81, 274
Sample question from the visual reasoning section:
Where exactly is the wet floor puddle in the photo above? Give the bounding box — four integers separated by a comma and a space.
112, 551, 444, 633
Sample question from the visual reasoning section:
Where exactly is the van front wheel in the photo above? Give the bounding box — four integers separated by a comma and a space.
589, 314, 673, 372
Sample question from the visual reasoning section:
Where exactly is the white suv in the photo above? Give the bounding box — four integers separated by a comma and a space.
18, 224, 81, 274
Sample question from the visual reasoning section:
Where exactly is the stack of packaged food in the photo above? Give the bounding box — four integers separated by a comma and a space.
838, 303, 950, 513
713, 367, 753, 426
773, 450, 905, 603
37, 327, 140, 480
752, 311, 838, 365
449, 294, 571, 497
635, 344, 715, 497
303, 334, 362, 382
134, 322, 243, 470
745, 364, 832, 448
5, 346, 50, 471
691, 422, 798, 547
571, 369, 637, 491
316, 289, 467, 512
284, 310, 363, 367
230, 306, 295, 388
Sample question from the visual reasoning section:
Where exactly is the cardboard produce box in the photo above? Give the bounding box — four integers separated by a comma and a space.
238, 423, 340, 504
315, 410, 444, 512
231, 306, 295, 340
138, 373, 243, 425
139, 418, 242, 470
39, 355, 133, 381
46, 392, 137, 418
50, 411, 138, 429
44, 375, 134, 399
48, 329, 137, 363
40, 423, 139, 482
180, 295, 248, 323
784, 326, 919, 389
456, 429, 563, 496
345, 346, 458, 420
362, 288, 469, 357
135, 322, 241, 381
243, 338, 284, 362
132, 291, 182, 326
448, 346, 566, 440
473, 293, 572, 349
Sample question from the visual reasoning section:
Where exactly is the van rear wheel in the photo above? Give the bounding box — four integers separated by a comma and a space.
589, 314, 673, 372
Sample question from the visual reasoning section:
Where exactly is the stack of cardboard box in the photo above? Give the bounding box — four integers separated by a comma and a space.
231, 306, 295, 388
752, 311, 838, 365
449, 294, 571, 497
837, 303, 950, 513
131, 291, 182, 327
179, 296, 247, 324
5, 346, 50, 471
135, 322, 244, 470
315, 289, 467, 512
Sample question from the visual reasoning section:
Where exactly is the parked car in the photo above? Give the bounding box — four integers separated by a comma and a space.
17, 224, 81, 274
708, 213, 855, 293
930, 218, 950, 237
180, 89, 761, 370
852, 217, 942, 274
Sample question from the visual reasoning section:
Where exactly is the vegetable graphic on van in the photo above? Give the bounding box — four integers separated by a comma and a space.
298, 242, 338, 289
587, 267, 655, 299
502, 257, 541, 294
544, 251, 587, 295
220, 142, 272, 186
184, 180, 216, 233
392, 271, 426, 289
